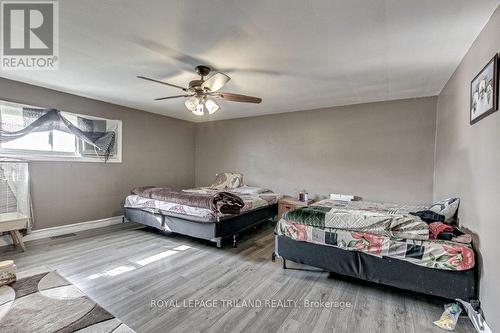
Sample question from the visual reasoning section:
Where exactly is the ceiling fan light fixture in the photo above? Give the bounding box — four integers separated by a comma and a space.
205, 98, 220, 114
192, 103, 204, 116
185, 96, 200, 112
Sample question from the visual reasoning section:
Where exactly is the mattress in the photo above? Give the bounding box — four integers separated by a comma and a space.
124, 188, 279, 223
276, 217, 475, 272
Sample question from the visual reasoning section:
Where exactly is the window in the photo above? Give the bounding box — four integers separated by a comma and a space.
0, 100, 122, 162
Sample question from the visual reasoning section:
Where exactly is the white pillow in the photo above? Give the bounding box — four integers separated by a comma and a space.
428, 198, 460, 222
211, 172, 244, 189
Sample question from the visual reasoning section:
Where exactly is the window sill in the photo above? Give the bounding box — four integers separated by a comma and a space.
0, 151, 122, 163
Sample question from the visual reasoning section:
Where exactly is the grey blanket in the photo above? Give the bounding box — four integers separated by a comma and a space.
131, 186, 244, 214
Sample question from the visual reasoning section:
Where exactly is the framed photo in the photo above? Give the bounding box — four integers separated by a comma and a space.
470, 54, 498, 125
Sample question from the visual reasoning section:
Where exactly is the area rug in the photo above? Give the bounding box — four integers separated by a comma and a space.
0, 271, 134, 332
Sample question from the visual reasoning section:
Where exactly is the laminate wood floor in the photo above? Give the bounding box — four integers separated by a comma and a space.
0, 222, 475, 333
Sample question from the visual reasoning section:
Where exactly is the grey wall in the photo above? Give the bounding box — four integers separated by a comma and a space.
0, 81, 437, 228
434, 6, 499, 331
196, 97, 437, 204
0, 78, 195, 229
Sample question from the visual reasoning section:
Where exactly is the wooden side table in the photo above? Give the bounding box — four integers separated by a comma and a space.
278, 196, 314, 220
0, 212, 28, 251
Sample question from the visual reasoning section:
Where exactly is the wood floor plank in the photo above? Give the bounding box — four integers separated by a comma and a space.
0, 222, 476, 333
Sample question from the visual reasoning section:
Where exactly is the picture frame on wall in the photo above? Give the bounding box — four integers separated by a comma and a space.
470, 54, 498, 125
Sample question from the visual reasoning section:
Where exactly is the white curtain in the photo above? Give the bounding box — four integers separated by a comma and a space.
0, 161, 32, 232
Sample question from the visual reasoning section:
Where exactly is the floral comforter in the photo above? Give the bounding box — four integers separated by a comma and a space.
276, 219, 474, 271
285, 200, 430, 240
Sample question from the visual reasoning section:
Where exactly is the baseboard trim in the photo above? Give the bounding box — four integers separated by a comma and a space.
0, 215, 124, 247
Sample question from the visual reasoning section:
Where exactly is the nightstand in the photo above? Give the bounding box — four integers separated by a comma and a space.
278, 196, 314, 220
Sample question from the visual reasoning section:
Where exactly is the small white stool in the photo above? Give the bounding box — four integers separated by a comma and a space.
0, 212, 28, 251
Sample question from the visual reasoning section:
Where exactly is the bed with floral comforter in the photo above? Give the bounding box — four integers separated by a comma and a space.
276, 199, 474, 271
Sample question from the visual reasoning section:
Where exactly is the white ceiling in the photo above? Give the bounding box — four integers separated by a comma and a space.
1, 0, 498, 122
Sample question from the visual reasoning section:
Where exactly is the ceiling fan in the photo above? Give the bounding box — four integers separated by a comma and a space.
137, 65, 262, 116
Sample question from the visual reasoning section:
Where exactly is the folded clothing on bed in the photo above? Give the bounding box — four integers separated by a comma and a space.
131, 186, 244, 214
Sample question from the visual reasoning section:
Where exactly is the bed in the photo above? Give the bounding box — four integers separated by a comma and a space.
273, 199, 478, 302
123, 173, 279, 247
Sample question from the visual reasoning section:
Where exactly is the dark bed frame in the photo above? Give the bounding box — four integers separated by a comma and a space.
124, 204, 278, 248
274, 234, 479, 303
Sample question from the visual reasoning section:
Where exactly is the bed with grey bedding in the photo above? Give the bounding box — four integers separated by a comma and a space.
124, 179, 279, 247
124, 203, 278, 247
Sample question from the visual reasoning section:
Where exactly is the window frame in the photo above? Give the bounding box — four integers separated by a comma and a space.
0, 99, 122, 163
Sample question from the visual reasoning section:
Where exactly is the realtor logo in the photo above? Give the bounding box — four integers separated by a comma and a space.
1, 1, 59, 70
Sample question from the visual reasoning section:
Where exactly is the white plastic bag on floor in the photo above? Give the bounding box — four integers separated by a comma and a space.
434, 303, 462, 331
456, 299, 493, 333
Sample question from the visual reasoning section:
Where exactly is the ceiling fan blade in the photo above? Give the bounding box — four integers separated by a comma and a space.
201, 73, 230, 92
215, 92, 262, 104
154, 95, 192, 101
137, 75, 187, 91
134, 39, 215, 72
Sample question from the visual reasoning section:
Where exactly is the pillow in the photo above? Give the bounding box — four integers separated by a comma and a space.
410, 198, 460, 223
211, 172, 244, 189
428, 198, 460, 223
229, 186, 271, 195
